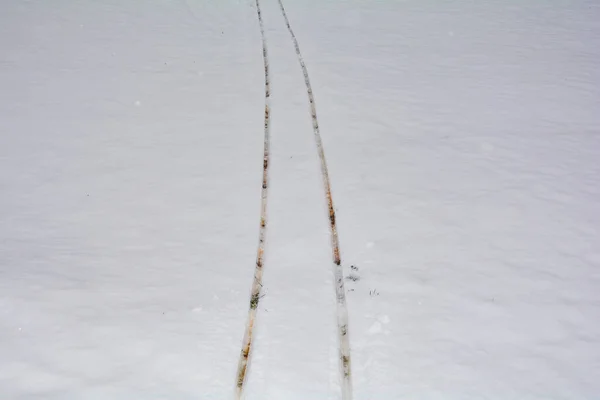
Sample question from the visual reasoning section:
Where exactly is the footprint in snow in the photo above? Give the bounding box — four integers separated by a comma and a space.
367, 315, 390, 335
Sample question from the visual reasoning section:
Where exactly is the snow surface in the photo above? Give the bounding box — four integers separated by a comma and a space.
1, 0, 599, 398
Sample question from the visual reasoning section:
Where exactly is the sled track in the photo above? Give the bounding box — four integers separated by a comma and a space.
276, 0, 353, 398
235, 1, 352, 399
234, 0, 270, 397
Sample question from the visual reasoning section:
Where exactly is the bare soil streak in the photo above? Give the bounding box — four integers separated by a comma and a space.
276, 1, 354, 398
234, 0, 271, 397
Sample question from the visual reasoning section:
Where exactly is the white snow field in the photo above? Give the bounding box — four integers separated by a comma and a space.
1, 0, 599, 398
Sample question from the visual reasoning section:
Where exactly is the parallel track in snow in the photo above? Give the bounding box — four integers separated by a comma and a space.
276, 1, 353, 398
235, 1, 352, 399
234, 0, 271, 397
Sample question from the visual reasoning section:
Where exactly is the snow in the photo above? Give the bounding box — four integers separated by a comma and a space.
1, 0, 599, 398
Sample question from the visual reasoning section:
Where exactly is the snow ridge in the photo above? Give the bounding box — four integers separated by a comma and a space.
276, 1, 354, 398
234, 0, 271, 397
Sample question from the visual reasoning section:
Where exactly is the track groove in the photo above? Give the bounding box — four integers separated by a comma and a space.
276, 1, 354, 398
234, 0, 271, 397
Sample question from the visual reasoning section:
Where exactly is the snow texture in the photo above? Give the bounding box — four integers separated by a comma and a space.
1, 0, 599, 399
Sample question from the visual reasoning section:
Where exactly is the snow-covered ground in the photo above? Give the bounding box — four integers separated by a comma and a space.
1, 0, 599, 398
